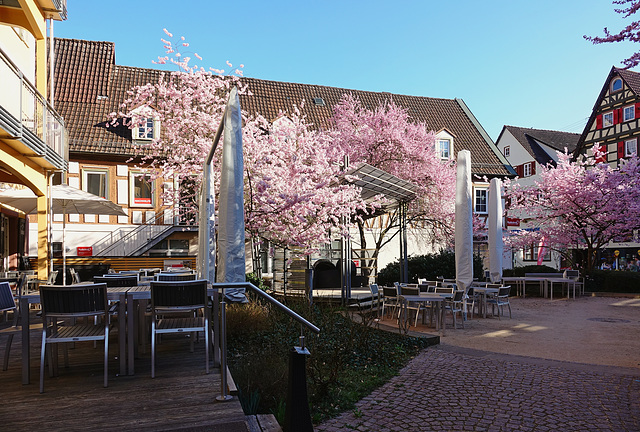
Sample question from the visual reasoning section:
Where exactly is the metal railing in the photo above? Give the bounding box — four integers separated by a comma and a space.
0, 46, 66, 170
211, 282, 320, 402
94, 207, 198, 256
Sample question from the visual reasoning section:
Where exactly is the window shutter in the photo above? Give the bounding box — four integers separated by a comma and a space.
614, 109, 619, 124
618, 141, 625, 159
516, 164, 523, 177
596, 114, 603, 129
596, 149, 607, 164
531, 163, 536, 175
635, 102, 640, 115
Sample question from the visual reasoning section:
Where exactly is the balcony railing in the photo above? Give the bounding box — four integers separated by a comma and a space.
0, 46, 67, 171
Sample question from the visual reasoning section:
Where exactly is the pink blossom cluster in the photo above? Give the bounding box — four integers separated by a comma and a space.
115, 30, 459, 255
243, 106, 367, 251
331, 94, 457, 252
504, 145, 640, 270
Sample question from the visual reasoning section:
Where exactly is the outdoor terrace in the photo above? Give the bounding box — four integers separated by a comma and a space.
1, 309, 250, 432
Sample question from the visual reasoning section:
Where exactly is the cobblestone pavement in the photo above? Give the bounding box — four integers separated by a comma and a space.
315, 346, 640, 431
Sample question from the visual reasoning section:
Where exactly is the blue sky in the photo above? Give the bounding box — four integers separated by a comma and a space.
56, 0, 637, 141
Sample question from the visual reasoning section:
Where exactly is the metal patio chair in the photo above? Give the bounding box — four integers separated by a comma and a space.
0, 281, 19, 371
39, 283, 110, 393
150, 279, 211, 378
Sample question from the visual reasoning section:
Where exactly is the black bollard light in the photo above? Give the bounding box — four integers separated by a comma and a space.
284, 336, 313, 432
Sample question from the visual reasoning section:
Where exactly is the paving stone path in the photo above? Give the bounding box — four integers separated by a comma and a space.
315, 346, 640, 431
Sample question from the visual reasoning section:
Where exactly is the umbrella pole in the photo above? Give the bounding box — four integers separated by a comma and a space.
62, 204, 66, 285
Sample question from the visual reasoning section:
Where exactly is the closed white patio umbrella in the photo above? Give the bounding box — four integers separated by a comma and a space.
488, 178, 504, 283
455, 150, 474, 293
216, 86, 247, 302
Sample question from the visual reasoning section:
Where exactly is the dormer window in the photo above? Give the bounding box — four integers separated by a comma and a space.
131, 106, 160, 142
135, 118, 158, 140
611, 78, 623, 92
434, 129, 455, 161
437, 139, 450, 160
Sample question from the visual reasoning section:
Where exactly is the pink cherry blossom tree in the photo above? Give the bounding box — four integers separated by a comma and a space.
243, 106, 366, 251
331, 95, 457, 274
584, 0, 640, 68
114, 31, 365, 253
504, 144, 640, 272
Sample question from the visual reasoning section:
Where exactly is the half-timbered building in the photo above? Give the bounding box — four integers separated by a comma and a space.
574, 66, 640, 267
575, 67, 640, 165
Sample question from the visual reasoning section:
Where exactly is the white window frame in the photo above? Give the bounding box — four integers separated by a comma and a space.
623, 105, 636, 122
523, 162, 532, 177
474, 187, 488, 214
437, 139, 451, 160
129, 171, 155, 208
82, 168, 109, 199
131, 106, 160, 142
603, 111, 614, 127
625, 138, 637, 157
611, 78, 623, 92
503, 146, 510, 157
133, 117, 159, 141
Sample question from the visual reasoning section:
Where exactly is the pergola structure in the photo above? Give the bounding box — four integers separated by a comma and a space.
341, 163, 418, 301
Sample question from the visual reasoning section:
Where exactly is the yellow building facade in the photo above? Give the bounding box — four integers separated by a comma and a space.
0, 0, 67, 278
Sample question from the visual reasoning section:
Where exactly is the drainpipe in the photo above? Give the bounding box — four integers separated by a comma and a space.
47, 18, 54, 107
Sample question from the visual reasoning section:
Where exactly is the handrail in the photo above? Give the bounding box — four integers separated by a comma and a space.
211, 281, 319, 402
95, 207, 197, 256
212, 281, 320, 334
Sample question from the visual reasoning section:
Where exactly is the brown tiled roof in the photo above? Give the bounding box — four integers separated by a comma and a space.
55, 38, 114, 104
55, 39, 163, 157
240, 78, 512, 176
55, 38, 512, 176
616, 67, 640, 95
502, 126, 580, 166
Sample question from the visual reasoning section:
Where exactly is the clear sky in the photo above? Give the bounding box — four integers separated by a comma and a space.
55, 0, 637, 141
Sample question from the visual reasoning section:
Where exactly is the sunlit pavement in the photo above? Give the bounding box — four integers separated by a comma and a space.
316, 296, 640, 431
315, 346, 640, 431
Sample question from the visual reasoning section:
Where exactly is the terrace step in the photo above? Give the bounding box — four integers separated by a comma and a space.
245, 414, 282, 432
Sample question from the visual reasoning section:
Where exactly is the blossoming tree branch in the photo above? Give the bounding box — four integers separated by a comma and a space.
112, 30, 365, 253
505, 145, 640, 272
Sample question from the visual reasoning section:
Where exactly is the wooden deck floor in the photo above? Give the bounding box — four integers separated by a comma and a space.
0, 314, 249, 431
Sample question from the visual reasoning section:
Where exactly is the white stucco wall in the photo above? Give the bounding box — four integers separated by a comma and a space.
495, 129, 562, 269
0, 24, 36, 83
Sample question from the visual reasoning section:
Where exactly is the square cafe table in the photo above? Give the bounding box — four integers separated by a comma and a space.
398, 293, 448, 333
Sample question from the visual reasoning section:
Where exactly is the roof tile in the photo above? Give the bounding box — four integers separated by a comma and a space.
55, 38, 511, 175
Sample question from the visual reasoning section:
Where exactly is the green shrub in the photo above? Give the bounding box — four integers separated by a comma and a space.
377, 250, 485, 286
226, 300, 433, 424
502, 265, 558, 277
585, 270, 640, 293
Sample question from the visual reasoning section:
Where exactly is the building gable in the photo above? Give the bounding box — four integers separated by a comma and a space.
575, 66, 640, 165
500, 125, 580, 168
